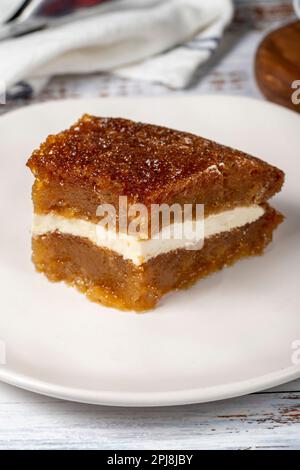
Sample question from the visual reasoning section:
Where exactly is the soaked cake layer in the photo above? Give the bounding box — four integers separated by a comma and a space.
32, 205, 283, 311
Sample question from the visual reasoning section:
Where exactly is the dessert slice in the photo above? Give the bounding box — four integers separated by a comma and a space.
27, 115, 284, 311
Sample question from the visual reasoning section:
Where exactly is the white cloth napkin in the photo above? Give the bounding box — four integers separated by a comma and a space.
0, 0, 233, 96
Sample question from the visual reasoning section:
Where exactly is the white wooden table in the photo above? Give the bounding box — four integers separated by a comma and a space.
0, 380, 300, 450
0, 0, 299, 450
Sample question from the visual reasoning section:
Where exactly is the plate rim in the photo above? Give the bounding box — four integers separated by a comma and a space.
0, 365, 300, 406
2, 93, 300, 122
1, 94, 299, 407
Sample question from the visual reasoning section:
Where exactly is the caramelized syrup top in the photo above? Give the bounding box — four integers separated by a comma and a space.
27, 114, 282, 204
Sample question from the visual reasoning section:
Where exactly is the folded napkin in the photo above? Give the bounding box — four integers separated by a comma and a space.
0, 0, 233, 97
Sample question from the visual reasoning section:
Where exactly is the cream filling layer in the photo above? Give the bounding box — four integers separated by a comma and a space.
32, 205, 265, 266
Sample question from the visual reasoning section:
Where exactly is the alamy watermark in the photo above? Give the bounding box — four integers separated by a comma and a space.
291, 339, 300, 366
291, 80, 300, 106
95, 196, 205, 250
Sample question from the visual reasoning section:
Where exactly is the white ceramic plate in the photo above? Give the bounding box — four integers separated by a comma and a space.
0, 95, 299, 406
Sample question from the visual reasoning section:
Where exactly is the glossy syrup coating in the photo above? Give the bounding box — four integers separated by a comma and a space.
27, 114, 284, 207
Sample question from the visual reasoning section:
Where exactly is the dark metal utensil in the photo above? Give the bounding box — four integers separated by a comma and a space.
0, 0, 118, 40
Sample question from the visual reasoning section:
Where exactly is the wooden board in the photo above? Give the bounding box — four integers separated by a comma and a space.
255, 21, 300, 112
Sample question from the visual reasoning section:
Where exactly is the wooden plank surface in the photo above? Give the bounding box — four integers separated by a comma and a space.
0, 0, 299, 450
0, 381, 299, 450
